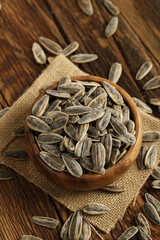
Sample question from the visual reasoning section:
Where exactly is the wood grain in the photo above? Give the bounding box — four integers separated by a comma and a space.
0, 0, 159, 239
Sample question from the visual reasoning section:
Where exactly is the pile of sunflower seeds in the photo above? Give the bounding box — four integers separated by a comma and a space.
26, 76, 136, 177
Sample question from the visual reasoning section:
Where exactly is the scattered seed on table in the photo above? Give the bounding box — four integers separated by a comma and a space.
144, 144, 157, 169
149, 98, 160, 106
143, 76, 160, 90
118, 226, 138, 240
0, 169, 13, 180
68, 210, 83, 240
151, 180, 160, 189
135, 61, 152, 80
132, 97, 152, 114
3, 150, 28, 160
62, 41, 79, 56
104, 0, 120, 15
0, 107, 10, 118
82, 203, 110, 215
32, 42, 46, 64
151, 165, 160, 180
105, 16, 118, 38
39, 36, 62, 55
70, 53, 98, 63
138, 226, 152, 240
79, 218, 91, 240
78, 0, 94, 16
143, 202, 160, 224
135, 213, 151, 236
60, 214, 73, 240
143, 131, 160, 141
102, 185, 126, 193
31, 216, 58, 228
137, 145, 148, 170
145, 193, 160, 214
108, 62, 122, 83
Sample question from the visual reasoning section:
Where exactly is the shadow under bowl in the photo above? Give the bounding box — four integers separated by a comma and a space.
25, 75, 143, 191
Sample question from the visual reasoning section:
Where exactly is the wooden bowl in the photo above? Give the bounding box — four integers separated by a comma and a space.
25, 76, 143, 191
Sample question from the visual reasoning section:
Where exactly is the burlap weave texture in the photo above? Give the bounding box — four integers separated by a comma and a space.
0, 55, 159, 234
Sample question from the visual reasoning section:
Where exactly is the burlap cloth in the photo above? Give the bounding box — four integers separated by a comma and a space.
0, 54, 160, 234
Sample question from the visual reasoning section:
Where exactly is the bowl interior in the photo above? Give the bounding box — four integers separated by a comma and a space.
25, 75, 143, 191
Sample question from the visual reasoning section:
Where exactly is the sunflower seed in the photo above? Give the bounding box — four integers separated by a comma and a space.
69, 115, 80, 124
32, 42, 46, 64
60, 214, 73, 240
38, 132, 63, 144
118, 226, 138, 240
145, 193, 160, 214
75, 81, 101, 87
27, 115, 51, 132
64, 122, 77, 140
40, 151, 65, 171
96, 109, 111, 132
81, 86, 97, 103
76, 133, 88, 154
103, 81, 124, 105
122, 106, 130, 123
70, 54, 98, 63
58, 77, 71, 87
62, 41, 79, 56
143, 202, 160, 224
92, 143, 106, 171
149, 98, 160, 106
68, 210, 83, 240
32, 94, 49, 116
39, 36, 62, 55
58, 82, 85, 93
62, 153, 83, 177
125, 120, 135, 134
102, 134, 112, 163
143, 132, 160, 142
71, 89, 85, 101
110, 116, 127, 135
88, 92, 107, 108
50, 116, 68, 132
60, 138, 66, 152
135, 62, 152, 80
46, 100, 62, 113
109, 148, 120, 165
116, 133, 136, 145
82, 203, 110, 215
78, 108, 104, 124
79, 219, 91, 240
151, 180, 160, 189
80, 157, 105, 174
132, 97, 152, 114
88, 126, 100, 138
81, 137, 92, 158
78, 0, 94, 16
138, 226, 152, 240
39, 116, 53, 125
3, 150, 28, 160
117, 149, 127, 161
104, 0, 120, 15
137, 145, 148, 170
94, 87, 106, 97
45, 111, 67, 119
144, 144, 157, 169
151, 165, 160, 180
0, 169, 13, 180
65, 106, 92, 115
143, 76, 160, 90
76, 123, 89, 141
106, 106, 118, 117
135, 213, 151, 236
40, 144, 61, 157
108, 62, 122, 83
31, 216, 58, 228
102, 185, 125, 192
14, 125, 25, 136
48, 57, 54, 63
64, 136, 75, 152
84, 97, 93, 106
21, 236, 43, 240
0, 107, 10, 117
105, 16, 118, 38
112, 138, 121, 148
46, 90, 70, 98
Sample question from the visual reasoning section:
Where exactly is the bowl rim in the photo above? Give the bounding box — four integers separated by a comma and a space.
25, 75, 143, 187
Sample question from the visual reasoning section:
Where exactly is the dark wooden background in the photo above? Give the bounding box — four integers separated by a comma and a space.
0, 0, 160, 239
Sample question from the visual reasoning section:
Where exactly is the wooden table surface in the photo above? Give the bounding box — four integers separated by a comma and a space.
0, 0, 160, 239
